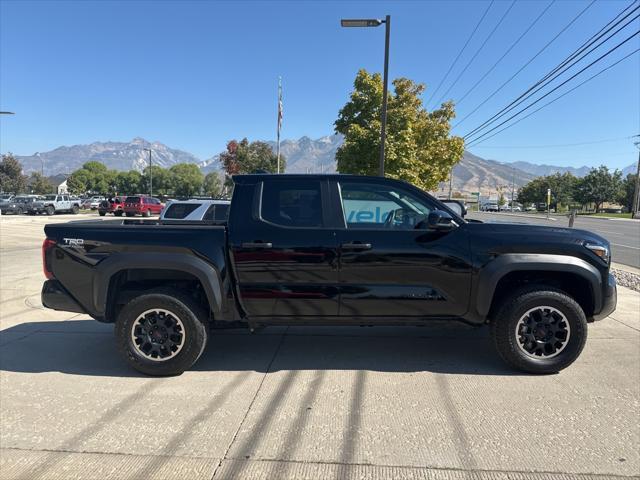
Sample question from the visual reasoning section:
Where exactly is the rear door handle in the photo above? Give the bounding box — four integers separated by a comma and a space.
241, 242, 273, 249
341, 242, 372, 250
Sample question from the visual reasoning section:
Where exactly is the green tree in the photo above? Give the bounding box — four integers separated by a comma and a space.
574, 165, 623, 213
114, 170, 143, 195
141, 165, 172, 195
498, 193, 506, 207
203, 172, 223, 197
517, 172, 578, 210
617, 173, 637, 212
0, 153, 27, 193
169, 163, 203, 198
334, 69, 464, 190
67, 169, 91, 195
220, 138, 284, 175
66, 161, 115, 194
29, 172, 55, 194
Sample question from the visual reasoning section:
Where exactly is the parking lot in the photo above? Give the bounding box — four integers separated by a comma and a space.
0, 214, 638, 479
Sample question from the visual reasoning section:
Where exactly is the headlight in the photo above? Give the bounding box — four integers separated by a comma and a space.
585, 242, 610, 264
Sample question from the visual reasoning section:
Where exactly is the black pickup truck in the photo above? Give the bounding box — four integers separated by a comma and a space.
41, 174, 616, 375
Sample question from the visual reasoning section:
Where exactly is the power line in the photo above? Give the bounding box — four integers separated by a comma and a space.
433, 0, 516, 107
466, 45, 640, 147
453, 0, 597, 129
464, 4, 640, 140
456, 0, 555, 106
472, 135, 638, 149
426, 0, 495, 107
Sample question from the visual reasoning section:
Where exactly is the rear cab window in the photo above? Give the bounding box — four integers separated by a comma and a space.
164, 203, 201, 219
260, 180, 323, 228
203, 204, 230, 222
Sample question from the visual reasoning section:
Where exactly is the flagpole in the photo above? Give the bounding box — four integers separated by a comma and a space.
277, 77, 282, 174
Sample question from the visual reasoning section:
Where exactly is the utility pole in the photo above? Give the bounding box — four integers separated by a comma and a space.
632, 136, 640, 219
143, 148, 152, 197
448, 167, 453, 199
511, 167, 516, 209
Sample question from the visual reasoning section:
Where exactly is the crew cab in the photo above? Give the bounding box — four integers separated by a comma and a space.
41, 174, 616, 376
123, 195, 164, 217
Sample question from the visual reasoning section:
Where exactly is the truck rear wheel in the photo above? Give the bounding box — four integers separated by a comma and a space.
491, 286, 587, 374
45, 205, 55, 215
115, 288, 209, 376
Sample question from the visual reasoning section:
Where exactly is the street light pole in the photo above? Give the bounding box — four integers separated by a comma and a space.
143, 148, 153, 197
341, 16, 390, 177
379, 15, 390, 178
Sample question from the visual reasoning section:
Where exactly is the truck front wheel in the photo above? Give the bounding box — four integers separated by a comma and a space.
491, 286, 587, 374
115, 288, 209, 376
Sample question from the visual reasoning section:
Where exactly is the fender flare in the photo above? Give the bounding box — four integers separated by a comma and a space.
93, 253, 223, 318
475, 254, 602, 317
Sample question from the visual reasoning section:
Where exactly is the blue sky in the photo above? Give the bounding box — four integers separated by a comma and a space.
0, 0, 638, 169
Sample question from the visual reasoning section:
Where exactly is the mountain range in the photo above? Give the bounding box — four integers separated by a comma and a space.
13, 136, 635, 194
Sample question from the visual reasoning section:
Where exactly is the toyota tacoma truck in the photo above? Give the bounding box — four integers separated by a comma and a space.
41, 174, 617, 376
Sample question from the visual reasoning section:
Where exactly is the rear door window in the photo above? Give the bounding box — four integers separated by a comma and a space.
261, 180, 323, 228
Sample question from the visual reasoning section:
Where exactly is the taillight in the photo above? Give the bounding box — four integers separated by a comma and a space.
42, 238, 56, 279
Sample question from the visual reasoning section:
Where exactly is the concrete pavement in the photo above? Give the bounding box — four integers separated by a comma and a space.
468, 212, 640, 268
0, 215, 638, 479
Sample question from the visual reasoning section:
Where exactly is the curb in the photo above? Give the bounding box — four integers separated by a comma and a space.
472, 212, 557, 222
611, 262, 640, 275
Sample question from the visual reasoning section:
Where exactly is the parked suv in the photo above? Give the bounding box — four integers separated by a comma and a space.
27, 194, 80, 215
98, 197, 125, 216
0, 195, 40, 215
123, 196, 163, 217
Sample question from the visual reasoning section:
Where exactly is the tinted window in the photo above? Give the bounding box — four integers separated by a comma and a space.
203, 203, 230, 221
125, 196, 140, 203
164, 203, 201, 219
339, 182, 433, 230
261, 180, 322, 227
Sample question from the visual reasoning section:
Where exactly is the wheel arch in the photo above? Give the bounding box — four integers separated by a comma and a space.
94, 253, 223, 322
476, 254, 602, 320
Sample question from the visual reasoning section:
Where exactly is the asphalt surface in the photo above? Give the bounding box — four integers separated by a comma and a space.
0, 214, 639, 479
468, 212, 640, 268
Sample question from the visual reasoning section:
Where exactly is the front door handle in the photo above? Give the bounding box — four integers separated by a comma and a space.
341, 242, 372, 250
241, 241, 273, 249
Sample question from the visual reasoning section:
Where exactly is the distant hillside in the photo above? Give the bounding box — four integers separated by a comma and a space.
11, 136, 635, 194
16, 137, 202, 176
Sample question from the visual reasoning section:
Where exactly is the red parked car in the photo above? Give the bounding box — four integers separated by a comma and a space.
98, 197, 125, 217
123, 196, 164, 217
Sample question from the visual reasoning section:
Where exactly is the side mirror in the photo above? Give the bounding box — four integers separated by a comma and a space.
426, 209, 457, 231
441, 200, 466, 218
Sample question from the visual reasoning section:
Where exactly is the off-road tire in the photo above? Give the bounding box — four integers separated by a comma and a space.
115, 288, 209, 376
45, 205, 55, 216
125, 212, 134, 217
72, 205, 79, 214
491, 286, 587, 374
99, 211, 106, 216
114, 210, 123, 217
